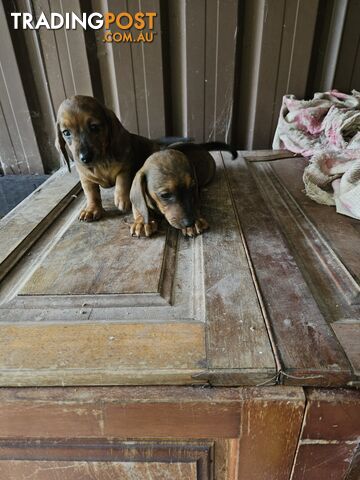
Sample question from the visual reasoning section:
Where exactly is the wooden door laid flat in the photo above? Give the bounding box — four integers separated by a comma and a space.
0, 150, 359, 387
0, 152, 276, 387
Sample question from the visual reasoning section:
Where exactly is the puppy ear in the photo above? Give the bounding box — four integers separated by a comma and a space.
130, 171, 150, 224
104, 107, 126, 156
55, 123, 71, 172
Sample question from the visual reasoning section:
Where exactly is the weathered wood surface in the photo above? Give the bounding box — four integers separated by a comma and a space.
0, 152, 275, 386
224, 153, 354, 386
332, 323, 360, 382
0, 385, 304, 480
271, 157, 360, 307
290, 388, 360, 480
0, 166, 80, 283
201, 153, 275, 379
0, 149, 358, 388
0, 461, 198, 480
0, 442, 211, 479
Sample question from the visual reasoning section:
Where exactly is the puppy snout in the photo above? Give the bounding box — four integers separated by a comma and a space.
182, 217, 195, 228
79, 150, 93, 164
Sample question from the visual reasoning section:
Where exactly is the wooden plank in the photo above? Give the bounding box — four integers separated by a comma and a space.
0, 322, 205, 386
271, 157, 360, 304
291, 443, 357, 480
202, 153, 276, 377
290, 388, 360, 480
224, 154, 353, 386
332, 323, 360, 381
237, 390, 305, 480
302, 388, 360, 441
346, 444, 360, 480
0, 168, 80, 282
0, 385, 304, 439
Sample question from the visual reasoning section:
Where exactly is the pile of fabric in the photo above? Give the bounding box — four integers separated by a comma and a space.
273, 90, 360, 220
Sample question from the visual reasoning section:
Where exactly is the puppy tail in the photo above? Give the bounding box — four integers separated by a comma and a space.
197, 142, 238, 159
156, 136, 194, 146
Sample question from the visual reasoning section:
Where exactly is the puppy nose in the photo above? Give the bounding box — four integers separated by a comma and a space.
79, 151, 92, 164
182, 217, 194, 228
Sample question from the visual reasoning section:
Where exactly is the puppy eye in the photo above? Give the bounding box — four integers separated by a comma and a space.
62, 130, 71, 137
89, 123, 101, 132
159, 192, 172, 200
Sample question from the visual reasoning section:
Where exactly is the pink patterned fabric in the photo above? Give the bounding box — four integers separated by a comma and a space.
273, 90, 360, 220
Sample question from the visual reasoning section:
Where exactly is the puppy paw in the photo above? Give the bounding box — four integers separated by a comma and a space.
130, 219, 158, 238
114, 193, 131, 213
79, 206, 104, 222
182, 218, 209, 237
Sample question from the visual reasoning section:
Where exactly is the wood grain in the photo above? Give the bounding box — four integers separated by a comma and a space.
332, 323, 360, 380
237, 392, 305, 480
0, 461, 198, 480
0, 322, 205, 386
0, 167, 80, 282
291, 443, 357, 480
271, 157, 360, 306
20, 204, 175, 298
290, 388, 360, 480
0, 442, 212, 480
202, 153, 276, 376
225, 154, 353, 386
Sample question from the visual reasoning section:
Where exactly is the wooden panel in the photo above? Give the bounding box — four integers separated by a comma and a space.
0, 385, 304, 438
198, 153, 276, 380
0, 460, 198, 479
20, 200, 176, 298
291, 388, 360, 480
0, 323, 205, 385
271, 157, 360, 305
0, 442, 212, 480
291, 443, 357, 480
224, 153, 353, 386
302, 388, 360, 442
237, 391, 305, 480
0, 386, 305, 480
0, 154, 275, 386
333, 323, 360, 380
0, 167, 80, 283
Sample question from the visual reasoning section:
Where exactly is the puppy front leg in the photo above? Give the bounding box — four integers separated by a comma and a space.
79, 179, 104, 222
114, 172, 131, 213
130, 206, 158, 238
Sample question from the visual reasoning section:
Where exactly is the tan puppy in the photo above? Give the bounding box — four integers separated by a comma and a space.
55, 95, 158, 221
129, 142, 236, 237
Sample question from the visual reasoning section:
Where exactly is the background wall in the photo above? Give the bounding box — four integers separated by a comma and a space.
0, 0, 359, 175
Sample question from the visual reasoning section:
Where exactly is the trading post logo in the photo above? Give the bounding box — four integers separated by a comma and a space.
10, 11, 157, 43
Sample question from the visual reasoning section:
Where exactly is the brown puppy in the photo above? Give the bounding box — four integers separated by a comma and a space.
129, 143, 236, 237
55, 95, 158, 221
